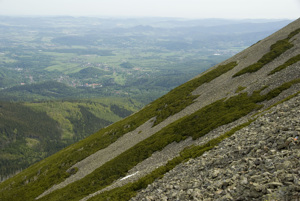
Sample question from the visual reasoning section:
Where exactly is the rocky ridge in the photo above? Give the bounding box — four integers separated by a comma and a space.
132, 93, 300, 201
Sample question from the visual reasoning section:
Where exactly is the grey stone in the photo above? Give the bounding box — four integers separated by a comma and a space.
240, 176, 248, 185
267, 182, 284, 189
220, 193, 234, 201
131, 94, 300, 201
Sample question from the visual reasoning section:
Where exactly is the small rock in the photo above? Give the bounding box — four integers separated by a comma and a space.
277, 160, 293, 169
220, 193, 234, 201
267, 182, 283, 189
250, 175, 261, 182
283, 174, 294, 182
240, 176, 248, 185
252, 183, 266, 192
211, 169, 221, 178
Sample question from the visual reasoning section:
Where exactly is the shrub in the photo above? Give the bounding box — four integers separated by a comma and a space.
268, 54, 300, 75
235, 86, 246, 93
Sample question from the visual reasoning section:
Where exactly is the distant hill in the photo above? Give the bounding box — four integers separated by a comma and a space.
0, 18, 299, 201
0, 81, 78, 101
69, 67, 112, 79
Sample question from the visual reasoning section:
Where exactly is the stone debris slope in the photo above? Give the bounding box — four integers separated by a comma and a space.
132, 94, 300, 201
40, 18, 300, 200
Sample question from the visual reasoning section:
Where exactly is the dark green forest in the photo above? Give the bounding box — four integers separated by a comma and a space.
0, 102, 64, 178
0, 98, 139, 180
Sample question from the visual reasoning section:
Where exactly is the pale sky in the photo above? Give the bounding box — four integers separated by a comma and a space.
0, 0, 299, 19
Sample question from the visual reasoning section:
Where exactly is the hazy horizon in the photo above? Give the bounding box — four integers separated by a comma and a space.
0, 0, 299, 20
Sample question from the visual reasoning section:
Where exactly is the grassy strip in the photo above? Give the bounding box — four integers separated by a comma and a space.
268, 54, 300, 75
233, 28, 300, 77
252, 91, 300, 120
258, 78, 300, 102
152, 61, 237, 125
0, 61, 237, 200
89, 120, 254, 201
262, 91, 300, 115
37, 78, 300, 201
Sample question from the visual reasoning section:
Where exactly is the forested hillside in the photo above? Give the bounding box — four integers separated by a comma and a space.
0, 98, 140, 181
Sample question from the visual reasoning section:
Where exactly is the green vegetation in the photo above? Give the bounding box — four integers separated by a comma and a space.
233, 28, 300, 77
253, 91, 300, 118
268, 54, 300, 75
235, 86, 246, 93
120, 62, 134, 69
1, 81, 79, 101
69, 67, 112, 79
0, 102, 63, 179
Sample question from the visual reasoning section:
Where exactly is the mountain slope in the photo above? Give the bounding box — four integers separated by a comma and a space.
0, 18, 299, 201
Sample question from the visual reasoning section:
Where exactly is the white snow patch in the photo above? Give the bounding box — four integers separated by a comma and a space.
120, 171, 139, 181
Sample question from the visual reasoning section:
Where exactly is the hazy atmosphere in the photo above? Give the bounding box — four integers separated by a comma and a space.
0, 0, 299, 19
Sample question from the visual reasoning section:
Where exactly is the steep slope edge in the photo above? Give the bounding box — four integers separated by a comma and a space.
0, 18, 299, 201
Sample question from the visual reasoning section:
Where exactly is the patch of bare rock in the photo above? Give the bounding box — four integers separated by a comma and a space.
131, 94, 300, 201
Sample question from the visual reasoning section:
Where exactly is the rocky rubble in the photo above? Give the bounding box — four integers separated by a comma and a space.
132, 94, 300, 201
